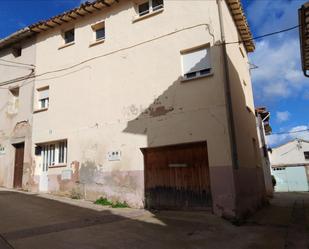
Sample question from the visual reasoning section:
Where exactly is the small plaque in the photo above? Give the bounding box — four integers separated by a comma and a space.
107, 150, 121, 161
61, 169, 72, 180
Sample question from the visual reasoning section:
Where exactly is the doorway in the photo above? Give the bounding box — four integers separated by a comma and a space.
13, 143, 25, 189
142, 141, 212, 209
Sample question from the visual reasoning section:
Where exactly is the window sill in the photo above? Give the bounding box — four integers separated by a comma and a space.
89, 39, 105, 47
58, 41, 75, 50
180, 72, 214, 83
33, 108, 48, 114
132, 8, 164, 23
49, 163, 67, 169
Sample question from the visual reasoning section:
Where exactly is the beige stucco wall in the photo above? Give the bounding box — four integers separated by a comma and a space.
221, 0, 267, 215
0, 0, 265, 217
0, 37, 36, 189
32, 0, 236, 207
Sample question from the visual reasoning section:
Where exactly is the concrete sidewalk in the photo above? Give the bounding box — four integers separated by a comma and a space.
0, 188, 308, 249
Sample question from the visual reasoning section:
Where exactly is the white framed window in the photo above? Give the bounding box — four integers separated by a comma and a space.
181, 46, 211, 80
92, 21, 105, 41
137, 0, 163, 16
37, 87, 49, 110
39, 140, 67, 168
63, 29, 75, 44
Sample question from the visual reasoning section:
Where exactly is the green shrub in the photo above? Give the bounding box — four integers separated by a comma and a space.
111, 201, 129, 208
94, 197, 113, 206
94, 197, 129, 208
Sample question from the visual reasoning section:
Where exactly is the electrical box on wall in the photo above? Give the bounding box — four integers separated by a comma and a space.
107, 150, 121, 161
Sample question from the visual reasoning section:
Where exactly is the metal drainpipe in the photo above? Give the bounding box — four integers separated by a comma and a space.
216, 0, 239, 169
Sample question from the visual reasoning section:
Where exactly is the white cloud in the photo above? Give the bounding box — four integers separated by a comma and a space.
246, 0, 309, 102
263, 82, 291, 98
289, 125, 309, 140
276, 111, 290, 123
247, 0, 304, 34
266, 133, 288, 147
266, 125, 309, 147
250, 37, 308, 100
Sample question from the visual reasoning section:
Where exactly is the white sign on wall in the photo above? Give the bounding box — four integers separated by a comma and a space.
61, 169, 72, 180
107, 150, 121, 161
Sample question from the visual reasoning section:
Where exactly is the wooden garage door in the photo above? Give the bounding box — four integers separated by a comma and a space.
142, 141, 211, 209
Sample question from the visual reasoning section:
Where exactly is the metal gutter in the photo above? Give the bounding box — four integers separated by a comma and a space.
217, 0, 239, 169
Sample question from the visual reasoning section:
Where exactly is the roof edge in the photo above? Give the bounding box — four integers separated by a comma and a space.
226, 0, 255, 52
0, 27, 34, 50
0, 0, 117, 50
271, 138, 309, 149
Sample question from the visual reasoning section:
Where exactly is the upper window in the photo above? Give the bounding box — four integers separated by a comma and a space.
92, 22, 105, 42
181, 46, 211, 80
304, 151, 309, 160
138, 0, 163, 16
37, 87, 49, 111
64, 29, 75, 44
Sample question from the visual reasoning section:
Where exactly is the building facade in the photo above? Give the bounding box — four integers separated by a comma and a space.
0, 29, 36, 190
270, 139, 309, 192
0, 0, 268, 218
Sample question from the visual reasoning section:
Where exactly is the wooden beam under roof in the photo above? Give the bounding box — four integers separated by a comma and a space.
81, 6, 93, 14
101, 0, 111, 7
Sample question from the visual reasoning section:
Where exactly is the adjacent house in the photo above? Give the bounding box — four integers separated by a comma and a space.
256, 107, 273, 196
0, 28, 35, 189
0, 0, 269, 218
270, 139, 309, 192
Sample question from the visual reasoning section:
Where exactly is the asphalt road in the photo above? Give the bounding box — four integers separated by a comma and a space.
0, 189, 308, 249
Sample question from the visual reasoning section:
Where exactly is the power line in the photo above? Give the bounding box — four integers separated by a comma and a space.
268, 128, 309, 136
0, 63, 35, 69
225, 25, 300, 45
0, 58, 35, 67
0, 24, 301, 88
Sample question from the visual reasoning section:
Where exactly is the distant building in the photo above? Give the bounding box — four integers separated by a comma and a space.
256, 107, 273, 196
270, 139, 309, 192
0, 0, 269, 218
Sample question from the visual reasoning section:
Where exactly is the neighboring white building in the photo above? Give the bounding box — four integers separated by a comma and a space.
270, 139, 309, 192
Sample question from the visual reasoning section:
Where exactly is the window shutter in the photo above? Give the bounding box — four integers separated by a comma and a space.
182, 48, 210, 75
39, 89, 49, 100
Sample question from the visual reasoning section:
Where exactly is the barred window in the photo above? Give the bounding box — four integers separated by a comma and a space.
40, 140, 67, 169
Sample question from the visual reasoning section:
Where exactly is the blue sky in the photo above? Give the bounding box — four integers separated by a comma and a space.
0, 0, 308, 147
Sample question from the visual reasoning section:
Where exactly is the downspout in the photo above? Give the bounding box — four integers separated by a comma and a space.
216, 0, 239, 169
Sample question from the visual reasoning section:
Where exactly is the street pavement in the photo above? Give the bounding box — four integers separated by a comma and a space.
0, 188, 308, 249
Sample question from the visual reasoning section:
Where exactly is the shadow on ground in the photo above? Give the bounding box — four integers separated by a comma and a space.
0, 191, 308, 249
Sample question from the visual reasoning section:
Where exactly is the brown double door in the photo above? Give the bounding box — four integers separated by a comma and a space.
142, 141, 212, 210
13, 143, 25, 189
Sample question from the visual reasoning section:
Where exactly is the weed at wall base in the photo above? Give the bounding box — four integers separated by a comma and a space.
94, 197, 129, 208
